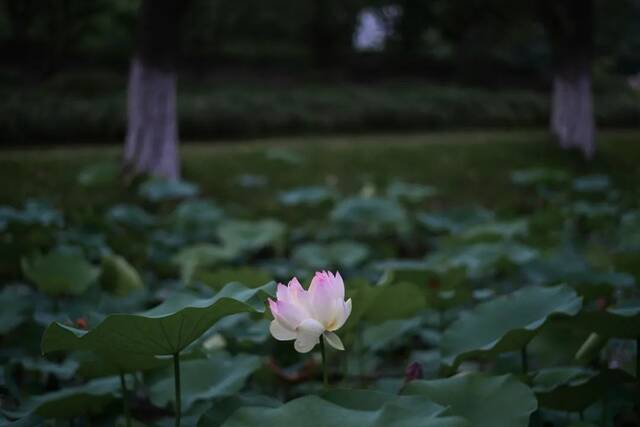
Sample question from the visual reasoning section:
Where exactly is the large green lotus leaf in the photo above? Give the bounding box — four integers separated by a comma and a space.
197, 395, 281, 427
173, 244, 240, 284
459, 219, 528, 241
566, 271, 634, 301
533, 367, 635, 412
386, 181, 436, 203
527, 322, 590, 368
209, 314, 270, 345
330, 197, 409, 235
138, 178, 199, 202
424, 242, 538, 278
374, 262, 469, 310
100, 254, 144, 297
570, 301, 640, 339
235, 174, 268, 189
521, 247, 634, 300
4, 376, 120, 419
0, 200, 63, 229
22, 251, 100, 296
373, 259, 431, 281
196, 267, 272, 290
278, 186, 336, 207
149, 353, 261, 411
617, 211, 640, 250
361, 317, 423, 353
0, 414, 47, 426
417, 207, 494, 235
347, 279, 426, 327
0, 286, 31, 334
572, 174, 610, 193
571, 201, 618, 219
73, 350, 169, 378
441, 285, 582, 368
106, 204, 155, 229
219, 390, 469, 427
41, 282, 275, 371
217, 219, 286, 253
171, 200, 223, 230
18, 357, 78, 381
511, 168, 569, 187
292, 241, 369, 270
402, 373, 537, 427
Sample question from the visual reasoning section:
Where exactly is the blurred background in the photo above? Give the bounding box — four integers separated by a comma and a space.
2, 3, 640, 426
1, 0, 639, 165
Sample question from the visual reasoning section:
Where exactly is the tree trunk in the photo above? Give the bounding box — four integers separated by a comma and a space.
123, 0, 190, 181
539, 0, 596, 159
550, 59, 595, 157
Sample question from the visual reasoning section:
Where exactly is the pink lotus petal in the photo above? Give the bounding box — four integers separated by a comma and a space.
273, 299, 307, 330
294, 318, 324, 353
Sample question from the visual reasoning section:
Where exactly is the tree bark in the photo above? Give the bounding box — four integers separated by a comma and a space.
539, 0, 596, 159
550, 58, 595, 156
123, 0, 190, 181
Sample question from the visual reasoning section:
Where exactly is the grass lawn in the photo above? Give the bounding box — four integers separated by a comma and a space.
1, 129, 639, 214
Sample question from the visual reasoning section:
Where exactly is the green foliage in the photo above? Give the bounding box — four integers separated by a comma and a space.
196, 267, 273, 290
441, 286, 582, 368
218, 390, 468, 427
2, 136, 640, 426
403, 373, 537, 427
77, 162, 120, 188
572, 301, 640, 339
292, 241, 369, 270
173, 244, 238, 284
99, 254, 144, 296
217, 219, 286, 254
348, 278, 426, 326
4, 377, 122, 419
0, 286, 31, 334
532, 367, 635, 412
278, 186, 337, 207
41, 282, 275, 370
138, 178, 200, 202
21, 251, 100, 296
331, 196, 408, 236
149, 353, 261, 412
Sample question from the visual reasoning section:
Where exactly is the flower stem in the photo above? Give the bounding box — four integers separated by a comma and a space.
173, 353, 182, 427
119, 372, 131, 427
636, 338, 640, 382
320, 335, 328, 389
521, 345, 529, 376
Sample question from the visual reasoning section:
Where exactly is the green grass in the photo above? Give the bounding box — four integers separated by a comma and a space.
2, 130, 639, 214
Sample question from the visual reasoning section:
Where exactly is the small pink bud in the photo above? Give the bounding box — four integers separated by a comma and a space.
404, 361, 424, 382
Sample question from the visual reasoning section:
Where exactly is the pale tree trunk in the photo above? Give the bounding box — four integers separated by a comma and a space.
550, 60, 595, 157
540, 0, 596, 159
124, 58, 179, 180
123, 0, 190, 181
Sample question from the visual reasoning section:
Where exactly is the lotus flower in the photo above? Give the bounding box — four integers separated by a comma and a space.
268, 271, 352, 353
